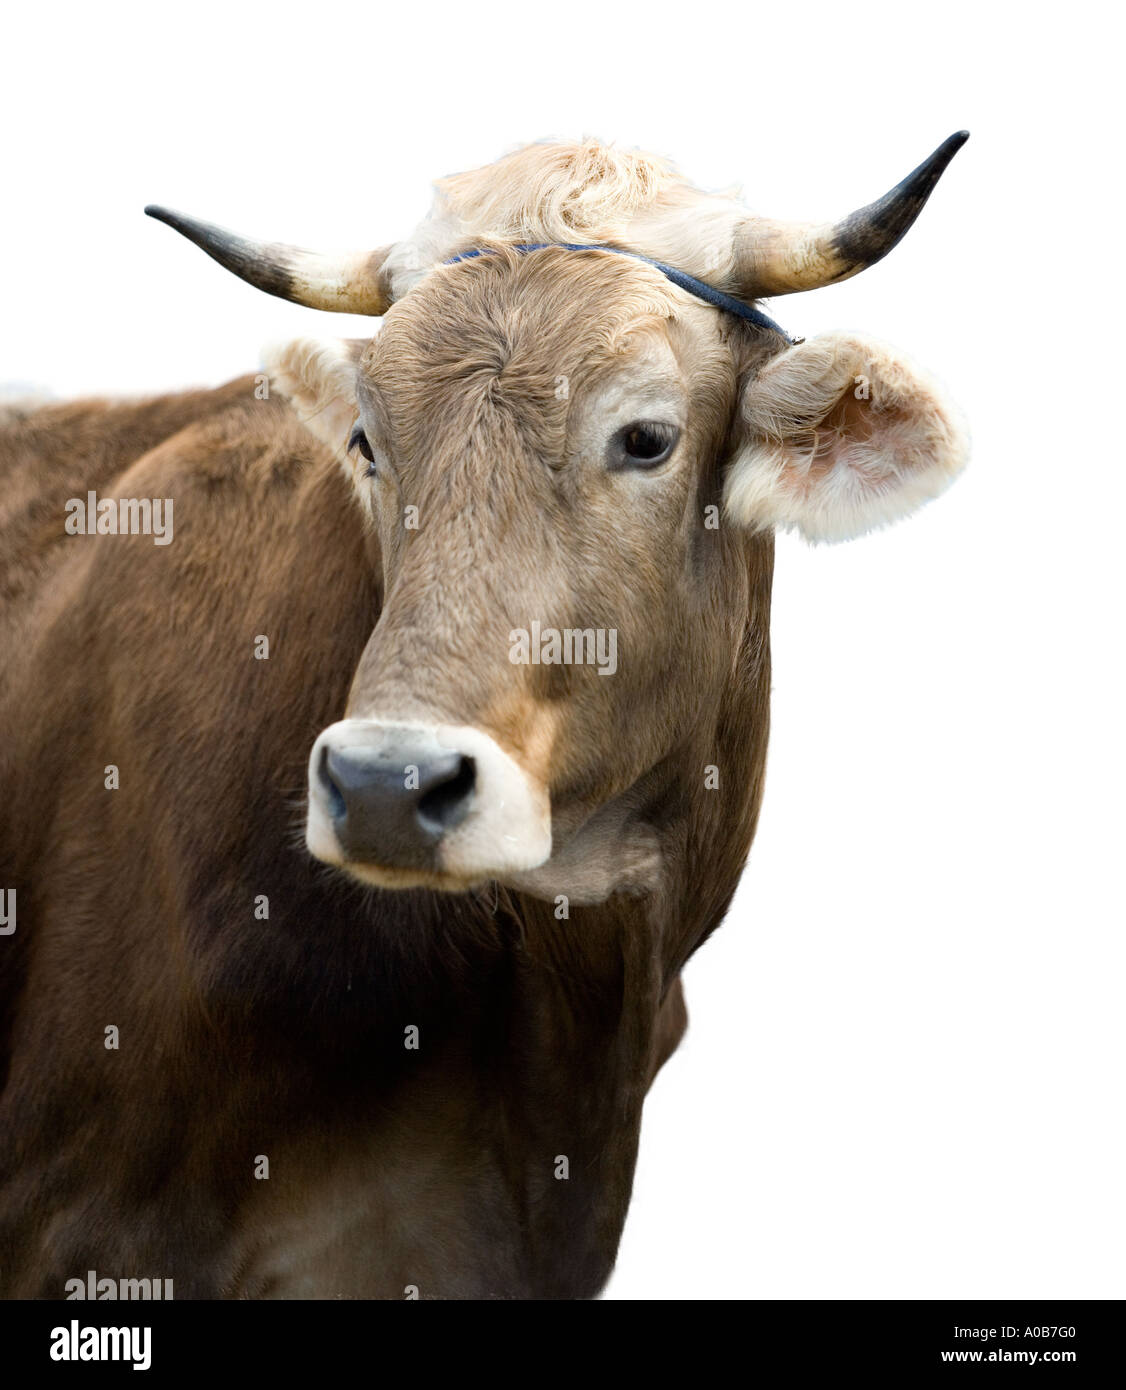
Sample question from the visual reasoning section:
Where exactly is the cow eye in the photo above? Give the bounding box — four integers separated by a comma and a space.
348, 425, 378, 477
348, 425, 375, 463
610, 421, 680, 470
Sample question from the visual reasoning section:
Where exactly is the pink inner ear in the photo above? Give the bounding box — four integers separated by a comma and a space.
784, 386, 917, 499
827, 390, 881, 446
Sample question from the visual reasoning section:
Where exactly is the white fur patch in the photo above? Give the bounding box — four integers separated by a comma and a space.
724, 332, 969, 543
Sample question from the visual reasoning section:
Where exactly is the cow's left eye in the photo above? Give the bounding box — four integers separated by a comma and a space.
348, 425, 379, 477
348, 425, 374, 462
609, 421, 680, 471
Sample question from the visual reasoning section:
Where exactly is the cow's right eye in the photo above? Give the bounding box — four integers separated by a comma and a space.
348, 426, 375, 463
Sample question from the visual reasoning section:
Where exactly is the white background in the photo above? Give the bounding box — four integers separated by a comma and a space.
4, 2, 1122, 1299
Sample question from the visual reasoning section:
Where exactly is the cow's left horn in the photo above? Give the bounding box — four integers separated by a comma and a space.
144, 206, 393, 315
732, 131, 969, 298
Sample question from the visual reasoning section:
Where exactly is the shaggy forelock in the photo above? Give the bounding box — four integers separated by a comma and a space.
381, 136, 746, 306
434, 140, 684, 246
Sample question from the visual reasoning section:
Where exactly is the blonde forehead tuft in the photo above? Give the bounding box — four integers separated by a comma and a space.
434, 138, 688, 246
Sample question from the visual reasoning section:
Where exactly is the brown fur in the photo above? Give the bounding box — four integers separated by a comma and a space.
0, 251, 777, 1298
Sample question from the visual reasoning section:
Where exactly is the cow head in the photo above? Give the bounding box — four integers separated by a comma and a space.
148, 136, 969, 903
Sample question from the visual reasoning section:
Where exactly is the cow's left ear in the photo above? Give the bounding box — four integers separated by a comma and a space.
261, 337, 365, 460
724, 332, 969, 543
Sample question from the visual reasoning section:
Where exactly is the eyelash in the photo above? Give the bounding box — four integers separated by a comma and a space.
348, 426, 378, 478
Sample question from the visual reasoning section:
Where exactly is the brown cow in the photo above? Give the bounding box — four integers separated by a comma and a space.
0, 135, 968, 1299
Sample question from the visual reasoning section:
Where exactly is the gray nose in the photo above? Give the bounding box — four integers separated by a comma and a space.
317, 741, 476, 865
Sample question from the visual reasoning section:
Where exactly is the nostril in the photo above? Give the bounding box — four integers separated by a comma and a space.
319, 745, 347, 822
417, 755, 476, 833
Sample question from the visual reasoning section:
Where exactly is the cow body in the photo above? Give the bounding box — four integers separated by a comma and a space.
0, 136, 968, 1298
0, 381, 768, 1298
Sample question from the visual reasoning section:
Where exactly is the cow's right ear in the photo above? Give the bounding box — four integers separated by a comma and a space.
261, 337, 366, 461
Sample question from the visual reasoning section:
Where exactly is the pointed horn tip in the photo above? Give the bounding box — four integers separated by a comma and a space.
144, 205, 185, 230
897, 131, 969, 194
145, 206, 221, 241
928, 131, 970, 167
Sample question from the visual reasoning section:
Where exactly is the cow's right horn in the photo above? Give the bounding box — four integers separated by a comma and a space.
145, 206, 393, 316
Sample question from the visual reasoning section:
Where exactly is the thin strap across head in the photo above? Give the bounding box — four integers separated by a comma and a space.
444, 243, 795, 342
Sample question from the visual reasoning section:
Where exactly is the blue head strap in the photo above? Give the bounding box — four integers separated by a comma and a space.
445, 243, 794, 342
